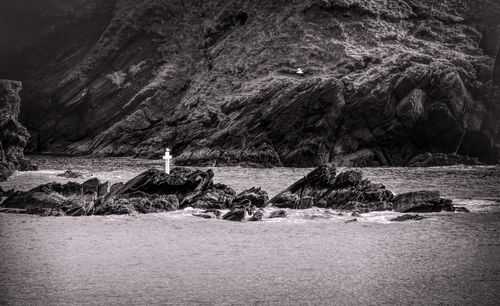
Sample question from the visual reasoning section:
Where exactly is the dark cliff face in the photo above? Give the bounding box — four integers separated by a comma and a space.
1, 0, 499, 166
0, 80, 36, 181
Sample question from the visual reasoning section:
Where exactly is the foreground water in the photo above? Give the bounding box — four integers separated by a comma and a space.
1, 156, 499, 305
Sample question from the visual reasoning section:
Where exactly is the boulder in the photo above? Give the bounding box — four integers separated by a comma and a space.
234, 187, 269, 208
222, 207, 246, 221
269, 209, 287, 218
393, 191, 453, 213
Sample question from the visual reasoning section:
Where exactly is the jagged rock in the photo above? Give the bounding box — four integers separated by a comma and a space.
56, 170, 84, 178
332, 171, 363, 189
234, 187, 269, 208
1, 191, 68, 210
406, 153, 483, 167
325, 178, 394, 212
453, 206, 471, 213
31, 181, 83, 196
94, 201, 134, 215
390, 214, 427, 222
269, 164, 336, 207
98, 181, 110, 197
82, 178, 100, 194
248, 209, 264, 221
0, 80, 37, 181
298, 196, 314, 209
182, 183, 235, 210
393, 191, 453, 213
269, 209, 287, 219
111, 168, 215, 203
269, 191, 299, 209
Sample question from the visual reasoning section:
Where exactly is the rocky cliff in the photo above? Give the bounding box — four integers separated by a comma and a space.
1, 0, 499, 166
0, 80, 36, 181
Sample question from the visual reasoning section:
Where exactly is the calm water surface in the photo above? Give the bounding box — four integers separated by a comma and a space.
1, 156, 499, 305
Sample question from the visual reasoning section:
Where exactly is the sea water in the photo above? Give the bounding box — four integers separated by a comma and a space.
0, 156, 499, 305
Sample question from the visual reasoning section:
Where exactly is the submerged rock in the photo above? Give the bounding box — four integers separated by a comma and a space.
193, 209, 222, 219
390, 214, 427, 222
56, 170, 84, 178
269, 209, 287, 218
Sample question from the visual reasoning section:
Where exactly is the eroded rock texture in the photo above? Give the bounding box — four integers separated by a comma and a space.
0, 80, 36, 181
1, 0, 499, 166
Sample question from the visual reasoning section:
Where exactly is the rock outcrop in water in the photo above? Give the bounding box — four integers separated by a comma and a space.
0, 80, 36, 181
0, 164, 470, 218
269, 164, 465, 214
1, 1, 499, 166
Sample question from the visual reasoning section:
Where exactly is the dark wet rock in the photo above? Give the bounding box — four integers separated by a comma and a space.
269, 164, 336, 208
325, 178, 394, 212
248, 209, 264, 221
56, 170, 84, 178
1, 191, 68, 210
94, 201, 134, 215
234, 187, 269, 208
453, 206, 471, 213
390, 214, 427, 222
82, 178, 100, 194
269, 191, 299, 209
332, 171, 363, 189
298, 196, 314, 209
406, 153, 483, 167
98, 192, 180, 214
393, 191, 453, 213
182, 183, 235, 210
345, 218, 357, 223
111, 168, 216, 204
31, 181, 83, 196
98, 181, 110, 197
0, 80, 37, 181
269, 209, 287, 219
222, 207, 246, 221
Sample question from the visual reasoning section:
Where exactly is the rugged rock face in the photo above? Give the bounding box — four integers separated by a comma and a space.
0, 80, 36, 181
269, 163, 466, 213
1, 0, 499, 166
